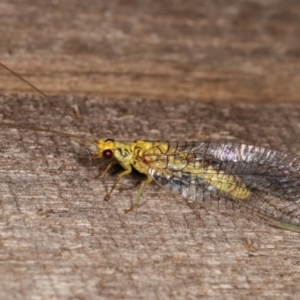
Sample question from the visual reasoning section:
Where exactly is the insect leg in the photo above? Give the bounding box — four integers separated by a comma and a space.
104, 165, 132, 201
124, 174, 153, 213
95, 160, 116, 179
135, 174, 153, 206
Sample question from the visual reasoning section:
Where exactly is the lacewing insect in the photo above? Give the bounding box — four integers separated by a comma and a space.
1, 62, 300, 232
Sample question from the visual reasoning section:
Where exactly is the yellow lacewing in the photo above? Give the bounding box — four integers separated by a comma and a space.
1, 62, 300, 232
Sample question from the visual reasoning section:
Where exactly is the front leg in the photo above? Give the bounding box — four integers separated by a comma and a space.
95, 160, 116, 179
104, 165, 132, 201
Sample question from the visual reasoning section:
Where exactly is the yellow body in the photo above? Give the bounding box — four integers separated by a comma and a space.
95, 139, 251, 205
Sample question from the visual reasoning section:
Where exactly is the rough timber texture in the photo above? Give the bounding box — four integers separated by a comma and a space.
0, 1, 300, 300
0, 0, 300, 103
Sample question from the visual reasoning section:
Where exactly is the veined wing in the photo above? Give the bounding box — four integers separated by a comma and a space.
143, 142, 300, 232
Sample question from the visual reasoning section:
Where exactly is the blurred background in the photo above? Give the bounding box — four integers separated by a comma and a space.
0, 0, 299, 103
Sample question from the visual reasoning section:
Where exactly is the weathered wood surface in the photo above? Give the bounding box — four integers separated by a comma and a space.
0, 0, 300, 103
0, 1, 300, 299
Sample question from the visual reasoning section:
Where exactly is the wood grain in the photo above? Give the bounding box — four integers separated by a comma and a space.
1, 1, 300, 299
0, 0, 300, 103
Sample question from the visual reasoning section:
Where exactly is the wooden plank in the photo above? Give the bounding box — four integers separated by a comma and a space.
1, 1, 300, 299
0, 0, 299, 103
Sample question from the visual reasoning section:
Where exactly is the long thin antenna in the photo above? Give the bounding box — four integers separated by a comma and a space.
0, 122, 98, 146
0, 62, 99, 142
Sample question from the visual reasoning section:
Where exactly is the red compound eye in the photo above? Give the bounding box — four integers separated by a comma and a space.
102, 149, 113, 159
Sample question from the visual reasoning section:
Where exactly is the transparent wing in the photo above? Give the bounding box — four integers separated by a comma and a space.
143, 142, 300, 232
